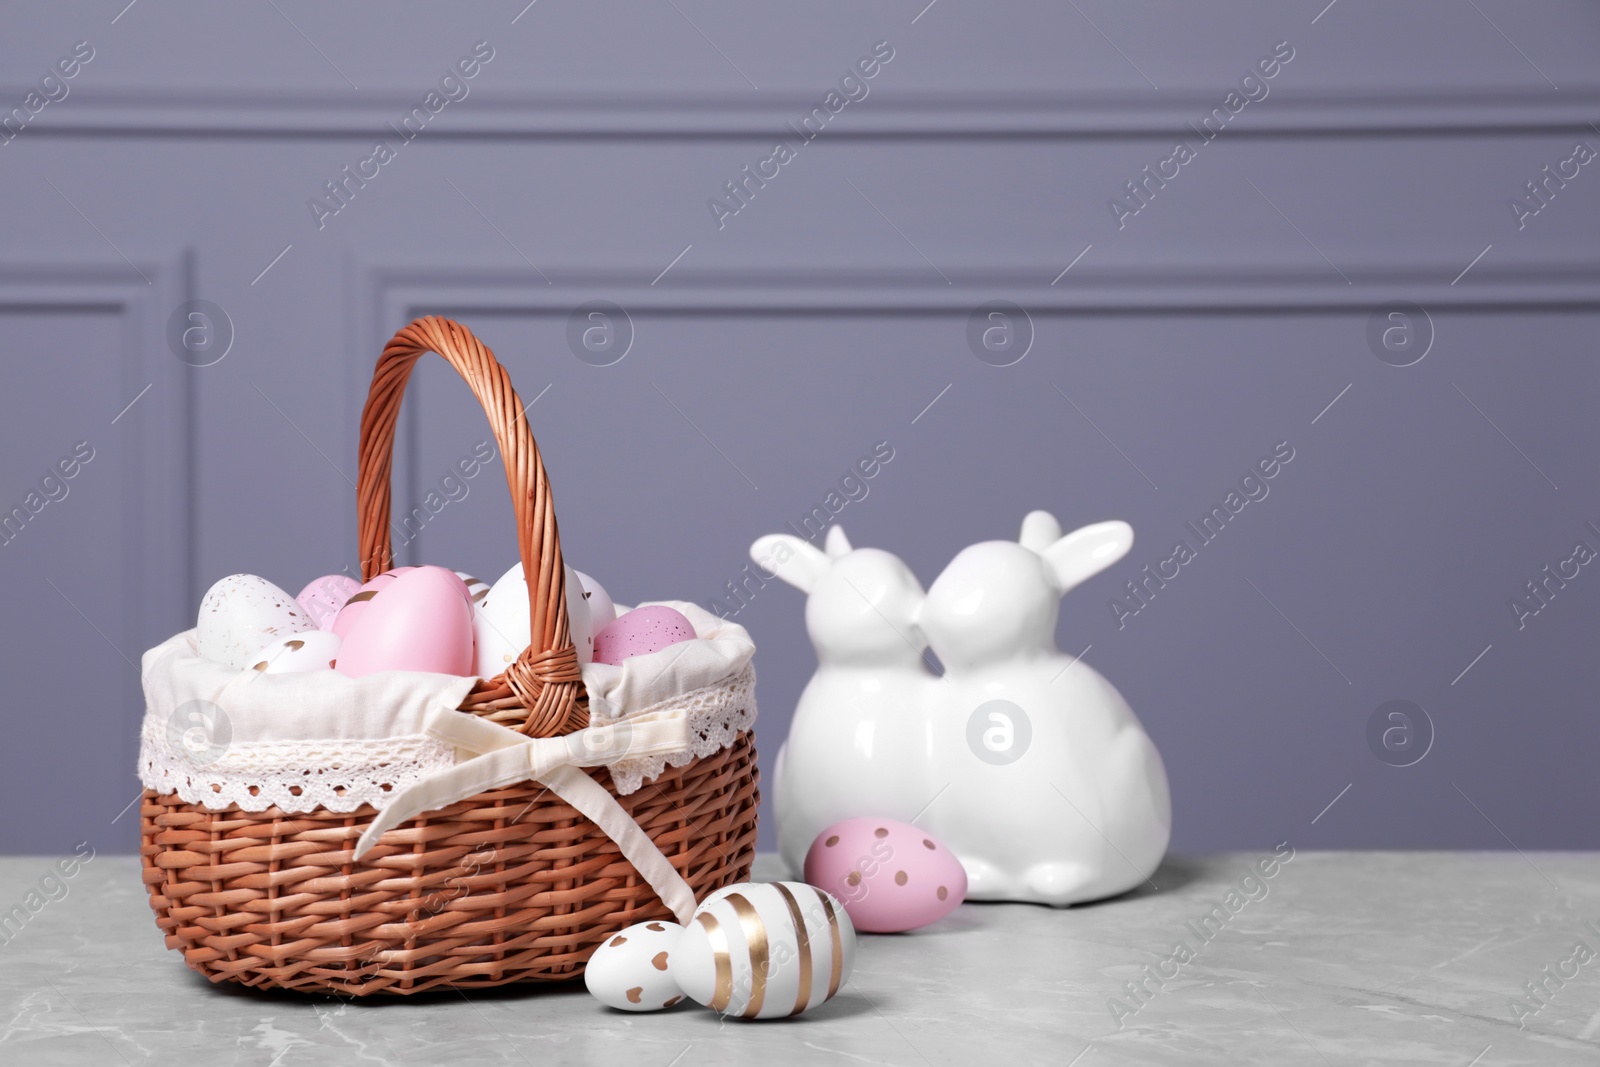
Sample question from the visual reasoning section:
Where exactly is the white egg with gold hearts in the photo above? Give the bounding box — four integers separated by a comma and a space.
584, 920, 687, 1012
249, 630, 342, 674
670, 881, 856, 1020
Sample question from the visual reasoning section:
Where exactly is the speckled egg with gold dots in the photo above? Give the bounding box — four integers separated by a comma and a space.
196, 573, 314, 670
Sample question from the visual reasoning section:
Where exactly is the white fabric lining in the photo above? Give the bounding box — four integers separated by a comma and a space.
137, 599, 756, 814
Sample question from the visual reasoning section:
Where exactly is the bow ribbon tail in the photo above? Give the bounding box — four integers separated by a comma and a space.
539, 764, 699, 924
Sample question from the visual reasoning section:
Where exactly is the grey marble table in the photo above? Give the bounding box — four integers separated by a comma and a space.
2, 851, 1599, 1065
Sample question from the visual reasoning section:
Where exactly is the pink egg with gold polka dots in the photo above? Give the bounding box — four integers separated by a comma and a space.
804, 817, 966, 933
592, 605, 696, 666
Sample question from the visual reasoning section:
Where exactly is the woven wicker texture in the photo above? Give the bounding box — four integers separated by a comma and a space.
140, 317, 759, 994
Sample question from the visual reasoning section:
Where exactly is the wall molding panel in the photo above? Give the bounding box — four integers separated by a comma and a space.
357, 261, 1600, 322
0, 256, 191, 639
10, 87, 1600, 139
0, 255, 190, 839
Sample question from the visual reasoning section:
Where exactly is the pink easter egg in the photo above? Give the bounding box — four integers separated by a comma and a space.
297, 574, 362, 631
329, 567, 416, 639
436, 568, 471, 603
804, 818, 967, 933
334, 566, 474, 678
591, 605, 697, 666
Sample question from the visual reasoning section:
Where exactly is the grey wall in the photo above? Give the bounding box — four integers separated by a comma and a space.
1, 1, 1597, 857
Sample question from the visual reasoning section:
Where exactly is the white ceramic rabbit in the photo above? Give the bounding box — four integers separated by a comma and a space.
916, 511, 1171, 905
750, 526, 940, 876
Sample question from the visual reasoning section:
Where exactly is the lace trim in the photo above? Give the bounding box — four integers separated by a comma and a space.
138, 719, 457, 813
595, 664, 757, 795
138, 664, 757, 812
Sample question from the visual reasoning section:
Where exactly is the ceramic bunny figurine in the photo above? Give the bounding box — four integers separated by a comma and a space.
750, 526, 940, 875
916, 511, 1171, 905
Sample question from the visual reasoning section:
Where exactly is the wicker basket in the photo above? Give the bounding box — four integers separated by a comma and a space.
140, 316, 759, 995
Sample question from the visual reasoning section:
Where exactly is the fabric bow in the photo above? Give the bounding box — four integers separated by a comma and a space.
353, 704, 699, 923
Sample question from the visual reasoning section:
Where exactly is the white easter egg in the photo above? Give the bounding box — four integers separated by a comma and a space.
196, 574, 314, 670
248, 630, 342, 674
566, 566, 593, 665
670, 881, 856, 1020
584, 920, 687, 1012
472, 562, 592, 678
454, 571, 491, 608
573, 569, 616, 637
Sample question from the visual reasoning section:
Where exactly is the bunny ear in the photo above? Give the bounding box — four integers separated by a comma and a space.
751, 534, 831, 594
1040, 520, 1133, 595
1019, 510, 1062, 552
824, 525, 852, 558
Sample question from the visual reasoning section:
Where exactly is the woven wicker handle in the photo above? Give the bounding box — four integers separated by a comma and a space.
356, 316, 582, 737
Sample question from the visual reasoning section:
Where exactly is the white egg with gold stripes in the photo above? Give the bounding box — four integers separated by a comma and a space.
669, 881, 856, 1020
